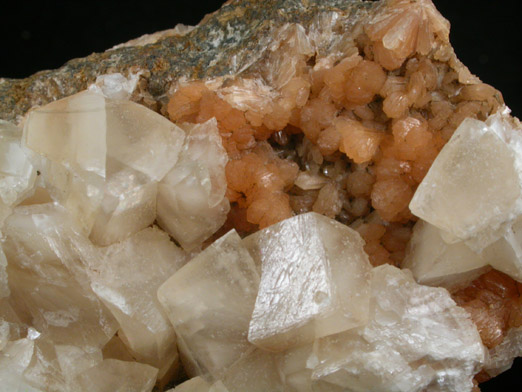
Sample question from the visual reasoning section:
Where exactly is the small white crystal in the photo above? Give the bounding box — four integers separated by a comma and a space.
86, 227, 185, 377
244, 212, 371, 351
409, 112, 522, 248
89, 72, 141, 100
157, 118, 230, 251
157, 230, 259, 379
312, 265, 485, 392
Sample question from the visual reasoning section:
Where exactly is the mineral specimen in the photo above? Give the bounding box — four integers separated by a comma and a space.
1, 0, 521, 390
244, 212, 371, 351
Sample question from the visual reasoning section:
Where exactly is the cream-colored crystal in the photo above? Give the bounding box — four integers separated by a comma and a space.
75, 359, 158, 392
410, 111, 522, 249
86, 227, 185, 377
157, 230, 259, 379
157, 118, 229, 251
0, 338, 44, 392
221, 349, 284, 392
23, 91, 185, 245
244, 212, 371, 351
168, 378, 230, 392
2, 204, 118, 348
277, 344, 314, 392
0, 120, 37, 213
312, 265, 485, 392
403, 220, 489, 288
0, 246, 8, 298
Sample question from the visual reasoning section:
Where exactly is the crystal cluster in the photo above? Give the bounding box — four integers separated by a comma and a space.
2, 0, 522, 389
406, 111, 522, 286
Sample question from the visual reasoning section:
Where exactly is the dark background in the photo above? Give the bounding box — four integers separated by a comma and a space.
1, 0, 521, 390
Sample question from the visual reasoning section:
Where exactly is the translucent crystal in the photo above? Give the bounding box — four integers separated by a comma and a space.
244, 212, 371, 351
312, 265, 485, 392
485, 326, 522, 377
403, 220, 489, 288
75, 359, 158, 392
409, 112, 522, 248
0, 120, 37, 210
89, 169, 158, 246
0, 338, 44, 392
157, 118, 230, 250
86, 227, 185, 377
404, 218, 522, 286
157, 230, 259, 379
168, 378, 230, 392
23, 91, 185, 245
276, 344, 314, 392
221, 349, 284, 392
2, 204, 118, 348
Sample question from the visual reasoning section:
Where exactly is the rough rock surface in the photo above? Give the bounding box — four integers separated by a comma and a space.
0, 0, 377, 123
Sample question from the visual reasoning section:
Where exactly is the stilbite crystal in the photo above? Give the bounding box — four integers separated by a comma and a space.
312, 265, 485, 392
157, 230, 259, 379
244, 212, 371, 351
157, 118, 230, 251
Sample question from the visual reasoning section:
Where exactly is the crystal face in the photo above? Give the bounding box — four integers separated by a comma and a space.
2, 0, 522, 389
244, 212, 371, 351
157, 230, 260, 379
312, 265, 485, 392
157, 118, 230, 251
410, 112, 522, 249
22, 91, 185, 245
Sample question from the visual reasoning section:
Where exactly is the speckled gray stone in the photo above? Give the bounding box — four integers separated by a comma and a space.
0, 0, 377, 123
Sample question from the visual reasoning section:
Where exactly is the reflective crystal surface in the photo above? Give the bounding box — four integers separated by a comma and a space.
2, 204, 118, 349
312, 265, 485, 392
0, 120, 37, 213
157, 118, 230, 251
85, 227, 186, 377
244, 212, 371, 351
23, 91, 185, 245
157, 230, 259, 379
410, 112, 522, 249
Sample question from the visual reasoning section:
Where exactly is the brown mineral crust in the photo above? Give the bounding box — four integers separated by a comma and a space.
0, 0, 377, 123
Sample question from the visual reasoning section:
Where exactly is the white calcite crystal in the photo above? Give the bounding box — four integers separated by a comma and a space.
403, 220, 490, 288
244, 212, 372, 351
311, 265, 485, 392
85, 227, 186, 377
410, 110, 522, 250
157, 230, 259, 379
23, 91, 185, 245
0, 120, 37, 219
2, 204, 118, 349
157, 118, 230, 251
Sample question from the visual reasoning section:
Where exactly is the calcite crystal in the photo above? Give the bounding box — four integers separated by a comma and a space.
1, 0, 522, 390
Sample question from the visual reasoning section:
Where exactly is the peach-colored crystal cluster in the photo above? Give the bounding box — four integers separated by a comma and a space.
167, 0, 502, 269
